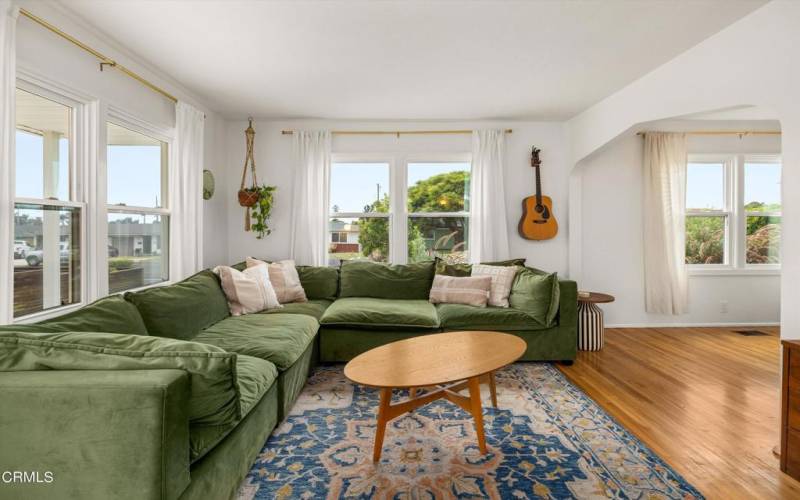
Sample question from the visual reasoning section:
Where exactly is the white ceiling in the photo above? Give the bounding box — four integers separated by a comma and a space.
62, 0, 767, 121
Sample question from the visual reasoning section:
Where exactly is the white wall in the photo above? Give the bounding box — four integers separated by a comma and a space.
15, 1, 228, 269
578, 120, 781, 327
567, 0, 800, 337
221, 120, 570, 273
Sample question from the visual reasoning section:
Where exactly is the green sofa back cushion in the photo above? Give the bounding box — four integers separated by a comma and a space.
296, 265, 339, 300
509, 268, 560, 326
0, 331, 251, 426
38, 295, 149, 335
435, 257, 527, 277
339, 260, 434, 300
125, 270, 230, 340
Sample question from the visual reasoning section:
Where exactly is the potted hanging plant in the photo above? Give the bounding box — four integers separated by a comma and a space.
250, 184, 277, 239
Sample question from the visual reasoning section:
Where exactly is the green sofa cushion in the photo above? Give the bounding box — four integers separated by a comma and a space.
0, 330, 268, 427
125, 270, 230, 340
188, 353, 277, 463
435, 303, 547, 331
339, 260, 434, 299
434, 257, 527, 277
260, 299, 332, 321
510, 268, 560, 326
297, 266, 339, 300
194, 313, 318, 371
41, 295, 149, 335
321, 297, 440, 329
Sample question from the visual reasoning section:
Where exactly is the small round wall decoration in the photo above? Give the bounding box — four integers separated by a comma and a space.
203, 169, 215, 200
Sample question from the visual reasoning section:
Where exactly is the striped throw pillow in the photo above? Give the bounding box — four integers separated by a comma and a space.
429, 275, 493, 307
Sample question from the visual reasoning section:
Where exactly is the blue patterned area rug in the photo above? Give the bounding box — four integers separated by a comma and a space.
237, 364, 702, 499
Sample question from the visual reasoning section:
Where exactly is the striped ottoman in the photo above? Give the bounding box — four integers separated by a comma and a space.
577, 292, 615, 351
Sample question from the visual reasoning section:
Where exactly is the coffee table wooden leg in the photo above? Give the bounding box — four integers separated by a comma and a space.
373, 387, 392, 462
467, 376, 487, 454
488, 371, 498, 408
409, 387, 417, 398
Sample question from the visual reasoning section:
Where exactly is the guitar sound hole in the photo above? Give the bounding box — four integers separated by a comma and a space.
535, 205, 544, 213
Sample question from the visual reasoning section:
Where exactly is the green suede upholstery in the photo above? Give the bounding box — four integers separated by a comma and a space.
194, 313, 317, 371
436, 303, 548, 331
0, 369, 190, 500
276, 342, 316, 419
125, 270, 230, 340
0, 331, 245, 426
339, 260, 434, 299
510, 268, 560, 326
297, 265, 339, 300
179, 384, 279, 500
321, 297, 440, 329
320, 328, 440, 361
434, 257, 527, 276
189, 354, 276, 463
260, 299, 332, 321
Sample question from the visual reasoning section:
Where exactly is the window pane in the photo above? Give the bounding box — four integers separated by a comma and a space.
15, 88, 71, 201
107, 123, 167, 208
685, 215, 726, 264
13, 203, 81, 317
330, 163, 389, 214
686, 163, 724, 211
745, 162, 781, 212
408, 216, 469, 264
108, 213, 169, 293
746, 215, 780, 264
407, 162, 470, 213
328, 216, 388, 266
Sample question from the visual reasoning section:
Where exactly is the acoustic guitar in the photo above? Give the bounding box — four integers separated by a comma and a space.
518, 147, 558, 240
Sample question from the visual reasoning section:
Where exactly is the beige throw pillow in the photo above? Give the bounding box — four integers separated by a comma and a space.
429, 275, 492, 307
214, 263, 281, 316
471, 264, 519, 308
246, 257, 308, 304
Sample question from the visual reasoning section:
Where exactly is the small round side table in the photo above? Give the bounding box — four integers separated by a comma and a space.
577, 292, 615, 351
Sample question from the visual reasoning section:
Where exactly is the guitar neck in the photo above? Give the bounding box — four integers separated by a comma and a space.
534, 164, 543, 205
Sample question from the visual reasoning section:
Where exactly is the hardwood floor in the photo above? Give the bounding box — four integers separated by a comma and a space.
557, 326, 800, 500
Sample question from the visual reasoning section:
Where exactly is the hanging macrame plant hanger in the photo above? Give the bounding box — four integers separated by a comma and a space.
237, 118, 259, 231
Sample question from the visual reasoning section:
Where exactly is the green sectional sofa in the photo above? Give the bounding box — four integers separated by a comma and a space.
0, 259, 576, 500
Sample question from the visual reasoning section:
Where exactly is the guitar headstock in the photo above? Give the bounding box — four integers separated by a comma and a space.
531, 147, 541, 168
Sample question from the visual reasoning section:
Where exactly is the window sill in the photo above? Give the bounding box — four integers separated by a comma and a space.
688, 267, 780, 277
13, 302, 86, 324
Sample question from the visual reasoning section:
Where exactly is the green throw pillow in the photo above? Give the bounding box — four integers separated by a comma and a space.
509, 268, 560, 326
0, 330, 250, 426
125, 270, 230, 340
434, 257, 527, 277
339, 260, 434, 300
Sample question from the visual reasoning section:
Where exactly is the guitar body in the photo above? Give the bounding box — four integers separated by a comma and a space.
519, 195, 558, 240
518, 146, 558, 241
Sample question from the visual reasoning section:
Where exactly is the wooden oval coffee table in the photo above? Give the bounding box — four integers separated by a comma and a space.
344, 331, 527, 462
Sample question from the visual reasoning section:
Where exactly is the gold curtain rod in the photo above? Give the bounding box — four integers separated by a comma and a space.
19, 8, 178, 104
281, 129, 513, 137
637, 130, 781, 137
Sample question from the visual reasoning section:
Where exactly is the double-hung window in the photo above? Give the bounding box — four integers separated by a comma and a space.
328, 156, 471, 265
106, 121, 170, 293
685, 154, 781, 271
13, 87, 83, 319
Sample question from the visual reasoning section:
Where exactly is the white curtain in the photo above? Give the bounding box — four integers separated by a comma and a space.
169, 101, 205, 281
469, 129, 510, 263
290, 131, 331, 266
0, 1, 18, 323
643, 132, 688, 314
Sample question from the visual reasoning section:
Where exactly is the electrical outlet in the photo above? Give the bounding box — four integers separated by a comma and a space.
720, 300, 729, 313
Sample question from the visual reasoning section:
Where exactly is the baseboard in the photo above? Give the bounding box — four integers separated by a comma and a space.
606, 321, 780, 328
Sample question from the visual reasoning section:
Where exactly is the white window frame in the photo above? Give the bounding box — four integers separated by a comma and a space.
687, 153, 781, 276
105, 107, 173, 294
12, 79, 89, 323
328, 152, 471, 265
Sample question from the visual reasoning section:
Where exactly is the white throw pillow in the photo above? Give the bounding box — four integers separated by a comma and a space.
214, 263, 281, 316
471, 264, 519, 308
429, 275, 492, 307
246, 257, 308, 304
